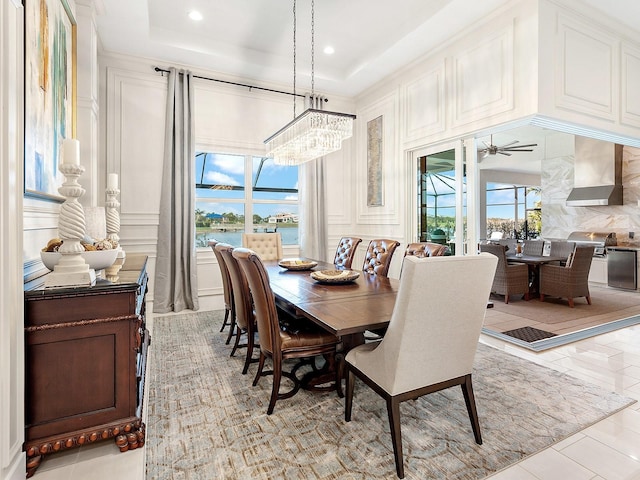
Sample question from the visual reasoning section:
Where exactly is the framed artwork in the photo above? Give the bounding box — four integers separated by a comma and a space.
367, 115, 383, 206
24, 0, 76, 201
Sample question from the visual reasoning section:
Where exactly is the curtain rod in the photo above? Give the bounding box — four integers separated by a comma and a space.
154, 66, 328, 102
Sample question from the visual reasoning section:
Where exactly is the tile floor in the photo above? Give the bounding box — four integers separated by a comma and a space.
30, 312, 640, 480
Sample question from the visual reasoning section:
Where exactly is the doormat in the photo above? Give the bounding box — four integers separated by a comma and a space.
502, 326, 557, 342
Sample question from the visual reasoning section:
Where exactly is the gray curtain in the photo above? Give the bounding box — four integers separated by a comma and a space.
298, 158, 327, 261
153, 68, 199, 313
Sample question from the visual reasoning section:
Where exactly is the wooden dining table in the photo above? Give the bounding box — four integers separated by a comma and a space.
264, 259, 399, 351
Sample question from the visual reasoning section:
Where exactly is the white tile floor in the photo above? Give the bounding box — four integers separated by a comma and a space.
30, 315, 640, 480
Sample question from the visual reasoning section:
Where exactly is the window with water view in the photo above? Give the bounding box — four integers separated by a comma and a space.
195, 152, 299, 247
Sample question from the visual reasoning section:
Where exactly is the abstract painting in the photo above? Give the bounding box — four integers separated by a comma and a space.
24, 0, 76, 201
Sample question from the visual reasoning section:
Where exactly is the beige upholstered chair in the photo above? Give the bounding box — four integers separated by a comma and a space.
209, 240, 235, 343
344, 254, 498, 479
333, 237, 362, 269
232, 247, 340, 415
479, 243, 529, 304
216, 243, 258, 374
362, 239, 401, 277
241, 232, 283, 261
539, 245, 594, 307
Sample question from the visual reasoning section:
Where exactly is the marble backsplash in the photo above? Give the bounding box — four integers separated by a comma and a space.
542, 146, 640, 245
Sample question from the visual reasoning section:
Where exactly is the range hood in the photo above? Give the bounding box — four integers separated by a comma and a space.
566, 136, 623, 206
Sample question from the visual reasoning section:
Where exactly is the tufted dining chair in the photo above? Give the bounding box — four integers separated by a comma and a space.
479, 243, 529, 304
241, 232, 283, 261
404, 242, 449, 258
333, 237, 362, 269
362, 239, 401, 277
209, 240, 235, 343
216, 243, 259, 374
232, 247, 340, 415
539, 245, 594, 307
344, 253, 498, 479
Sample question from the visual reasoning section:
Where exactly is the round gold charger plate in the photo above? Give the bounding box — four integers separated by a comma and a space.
278, 259, 319, 271
310, 269, 360, 284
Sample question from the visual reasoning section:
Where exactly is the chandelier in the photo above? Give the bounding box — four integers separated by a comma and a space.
265, 0, 356, 166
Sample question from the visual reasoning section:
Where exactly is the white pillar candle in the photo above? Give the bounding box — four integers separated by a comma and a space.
62, 138, 80, 165
107, 173, 118, 189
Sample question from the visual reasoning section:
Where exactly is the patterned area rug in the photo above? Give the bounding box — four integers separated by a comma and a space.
501, 326, 557, 342
146, 310, 635, 479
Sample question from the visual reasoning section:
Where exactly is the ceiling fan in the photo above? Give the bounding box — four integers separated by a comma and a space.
479, 135, 537, 157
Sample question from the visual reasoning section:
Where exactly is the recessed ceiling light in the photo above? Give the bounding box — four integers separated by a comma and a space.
188, 10, 203, 21
323, 46, 335, 55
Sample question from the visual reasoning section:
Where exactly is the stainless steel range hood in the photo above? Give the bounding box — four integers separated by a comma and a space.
566, 136, 623, 206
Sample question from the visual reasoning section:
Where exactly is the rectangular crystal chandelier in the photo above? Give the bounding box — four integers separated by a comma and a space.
265, 108, 356, 166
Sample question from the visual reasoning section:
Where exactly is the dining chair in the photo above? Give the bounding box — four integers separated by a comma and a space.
209, 240, 235, 344
404, 241, 449, 258
549, 241, 576, 266
344, 253, 498, 479
232, 247, 340, 415
522, 240, 545, 256
333, 236, 362, 269
362, 239, 401, 277
539, 245, 594, 307
479, 243, 529, 303
241, 232, 283, 261
216, 243, 259, 374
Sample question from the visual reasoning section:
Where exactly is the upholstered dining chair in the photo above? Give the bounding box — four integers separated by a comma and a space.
209, 240, 235, 344
232, 247, 340, 415
344, 253, 498, 479
362, 239, 401, 277
333, 236, 362, 269
539, 245, 594, 307
216, 243, 259, 374
404, 241, 449, 258
479, 243, 529, 304
241, 232, 283, 261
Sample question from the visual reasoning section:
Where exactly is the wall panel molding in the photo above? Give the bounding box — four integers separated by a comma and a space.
451, 22, 514, 127
555, 13, 617, 121
621, 42, 640, 128
403, 61, 446, 142
355, 91, 400, 225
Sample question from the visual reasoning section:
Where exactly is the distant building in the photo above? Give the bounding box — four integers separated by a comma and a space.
268, 213, 298, 224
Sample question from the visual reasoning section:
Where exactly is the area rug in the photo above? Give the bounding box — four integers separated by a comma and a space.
483, 285, 640, 351
145, 310, 635, 480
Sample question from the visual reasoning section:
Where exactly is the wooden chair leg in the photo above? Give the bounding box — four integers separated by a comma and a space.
242, 329, 255, 375
225, 312, 237, 345
267, 359, 282, 415
539, 293, 545, 302
344, 369, 355, 421
460, 374, 482, 444
386, 396, 404, 479
568, 298, 575, 308
230, 325, 243, 357
586, 295, 592, 305
504, 294, 509, 304
220, 308, 230, 332
252, 352, 266, 386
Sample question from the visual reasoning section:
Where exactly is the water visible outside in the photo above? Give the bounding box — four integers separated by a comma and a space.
196, 226, 298, 248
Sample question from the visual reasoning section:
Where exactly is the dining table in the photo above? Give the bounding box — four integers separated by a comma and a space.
264, 259, 399, 351
505, 253, 567, 295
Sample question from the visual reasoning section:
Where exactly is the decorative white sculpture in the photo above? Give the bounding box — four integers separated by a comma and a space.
45, 139, 96, 288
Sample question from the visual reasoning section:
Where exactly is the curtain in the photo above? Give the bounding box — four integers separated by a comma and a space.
298, 158, 327, 261
153, 68, 199, 313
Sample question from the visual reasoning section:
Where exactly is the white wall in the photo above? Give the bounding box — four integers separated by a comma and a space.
98, 53, 355, 308
2, 0, 25, 479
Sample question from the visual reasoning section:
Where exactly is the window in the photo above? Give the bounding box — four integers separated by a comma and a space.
486, 183, 541, 239
195, 152, 298, 247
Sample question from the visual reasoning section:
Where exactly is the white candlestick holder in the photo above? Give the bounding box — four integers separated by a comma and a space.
45, 163, 96, 288
106, 185, 125, 260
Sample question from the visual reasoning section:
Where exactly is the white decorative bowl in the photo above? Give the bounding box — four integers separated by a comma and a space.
41, 249, 119, 271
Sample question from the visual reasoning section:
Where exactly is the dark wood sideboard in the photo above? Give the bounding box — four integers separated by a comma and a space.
23, 254, 150, 477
